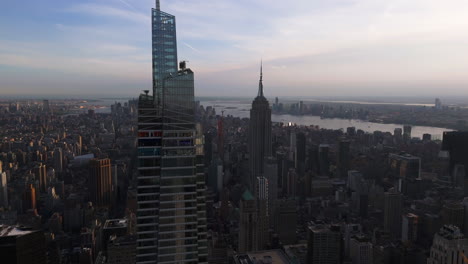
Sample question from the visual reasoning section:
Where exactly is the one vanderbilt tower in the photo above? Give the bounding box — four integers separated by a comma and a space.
136, 1, 208, 263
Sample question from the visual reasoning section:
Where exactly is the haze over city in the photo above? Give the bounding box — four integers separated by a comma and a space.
2, 0, 468, 97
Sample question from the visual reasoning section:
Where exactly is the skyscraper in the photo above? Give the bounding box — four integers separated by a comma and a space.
307, 224, 342, 264
0, 225, 47, 264
383, 191, 403, 238
53, 147, 63, 174
89, 158, 112, 207
136, 1, 207, 263
0, 171, 7, 208
256, 176, 269, 250
238, 190, 258, 253
22, 184, 36, 213
249, 63, 272, 189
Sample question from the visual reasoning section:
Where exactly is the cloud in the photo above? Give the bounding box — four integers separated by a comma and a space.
67, 3, 150, 24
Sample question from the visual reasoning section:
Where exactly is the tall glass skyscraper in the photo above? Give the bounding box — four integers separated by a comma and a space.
136, 1, 207, 263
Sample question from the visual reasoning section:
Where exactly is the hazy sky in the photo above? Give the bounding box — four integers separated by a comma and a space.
2, 0, 468, 97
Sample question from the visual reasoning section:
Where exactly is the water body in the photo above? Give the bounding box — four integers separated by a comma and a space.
200, 100, 454, 139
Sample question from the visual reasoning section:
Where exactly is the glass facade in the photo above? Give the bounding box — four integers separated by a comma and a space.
152, 8, 178, 104
136, 4, 207, 264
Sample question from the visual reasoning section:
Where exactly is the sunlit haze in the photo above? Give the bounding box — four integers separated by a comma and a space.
2, 0, 468, 97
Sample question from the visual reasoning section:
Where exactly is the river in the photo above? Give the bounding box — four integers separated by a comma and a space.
200, 100, 454, 139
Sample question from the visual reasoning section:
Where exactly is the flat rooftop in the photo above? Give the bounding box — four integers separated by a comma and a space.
0, 225, 35, 237
234, 249, 291, 264
104, 219, 128, 229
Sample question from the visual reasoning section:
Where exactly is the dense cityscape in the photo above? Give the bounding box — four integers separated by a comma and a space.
2, 1, 468, 264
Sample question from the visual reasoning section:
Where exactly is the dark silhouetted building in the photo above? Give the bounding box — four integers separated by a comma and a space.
307, 224, 342, 264
442, 131, 468, 194
89, 158, 112, 207
249, 63, 272, 189
135, 1, 207, 263
384, 191, 403, 238
22, 184, 36, 212
239, 190, 258, 253
0, 225, 46, 264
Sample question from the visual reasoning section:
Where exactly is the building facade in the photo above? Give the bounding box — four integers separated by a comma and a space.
249, 64, 272, 189
89, 158, 113, 207
136, 1, 207, 263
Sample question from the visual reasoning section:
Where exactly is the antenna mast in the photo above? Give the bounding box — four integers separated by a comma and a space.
156, 0, 160, 10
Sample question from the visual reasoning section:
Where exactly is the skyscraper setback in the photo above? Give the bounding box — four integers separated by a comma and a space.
136, 1, 207, 263
249, 63, 272, 189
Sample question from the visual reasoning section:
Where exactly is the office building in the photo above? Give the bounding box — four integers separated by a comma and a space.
307, 223, 342, 264
239, 190, 258, 253
0, 172, 7, 208
403, 125, 412, 141
249, 63, 272, 188
89, 158, 113, 207
383, 191, 403, 238
295, 132, 306, 175
441, 201, 464, 231
349, 235, 373, 264
402, 213, 419, 243
318, 144, 330, 177
388, 153, 421, 179
338, 139, 350, 178
0, 225, 46, 264
136, 1, 207, 263
232, 249, 292, 264
22, 184, 36, 212
53, 147, 63, 173
276, 199, 297, 245
34, 163, 47, 193
264, 156, 278, 218
42, 99, 50, 112
442, 131, 468, 194
107, 235, 137, 264
256, 176, 269, 250
427, 225, 468, 264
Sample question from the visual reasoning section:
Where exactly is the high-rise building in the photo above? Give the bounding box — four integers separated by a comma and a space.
318, 144, 330, 177
249, 63, 272, 189
0, 171, 7, 208
295, 132, 306, 175
337, 139, 350, 178
427, 225, 468, 264
239, 190, 258, 253
307, 224, 342, 264
383, 191, 403, 238
42, 99, 50, 112
349, 235, 373, 264
276, 199, 297, 245
256, 176, 269, 250
264, 157, 278, 218
403, 125, 412, 141
22, 184, 36, 212
34, 163, 47, 193
89, 158, 112, 207
107, 235, 137, 264
0, 225, 47, 264
136, 1, 207, 263
441, 201, 464, 230
402, 213, 419, 243
53, 147, 63, 174
442, 131, 468, 194
388, 153, 421, 179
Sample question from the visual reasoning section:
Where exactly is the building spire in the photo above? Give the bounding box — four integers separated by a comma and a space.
156, 0, 160, 11
258, 60, 264, 97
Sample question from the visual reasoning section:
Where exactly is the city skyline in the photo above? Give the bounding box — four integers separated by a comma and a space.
2, 0, 468, 97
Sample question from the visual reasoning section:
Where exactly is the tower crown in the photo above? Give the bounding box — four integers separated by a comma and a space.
257, 60, 264, 97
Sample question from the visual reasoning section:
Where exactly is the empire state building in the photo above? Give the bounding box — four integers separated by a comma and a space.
248, 63, 272, 189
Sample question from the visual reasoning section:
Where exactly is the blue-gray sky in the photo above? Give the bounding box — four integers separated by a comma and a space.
1, 0, 468, 97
